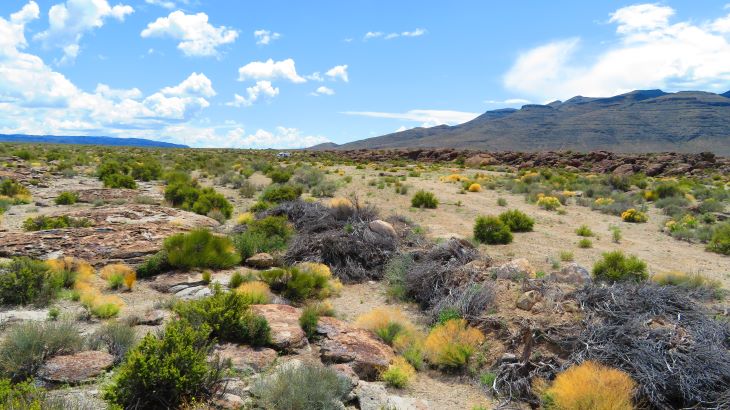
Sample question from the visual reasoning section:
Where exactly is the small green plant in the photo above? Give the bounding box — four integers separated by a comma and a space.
54, 191, 78, 205
559, 251, 574, 262
411, 190, 438, 209
0, 258, 58, 306
164, 229, 241, 270
107, 273, 124, 290
228, 271, 248, 289
610, 225, 622, 243
480, 371, 497, 388
260, 263, 340, 302
252, 362, 350, 410
437, 308, 462, 325
473, 215, 513, 244
136, 250, 171, 278
22, 215, 92, 231
578, 238, 593, 248
592, 251, 648, 282
91, 302, 121, 318
707, 222, 730, 255
575, 224, 594, 237
47, 307, 60, 321
497, 197, 507, 206
381, 357, 416, 388
498, 209, 534, 232
299, 305, 320, 340
202, 270, 212, 284
260, 184, 303, 203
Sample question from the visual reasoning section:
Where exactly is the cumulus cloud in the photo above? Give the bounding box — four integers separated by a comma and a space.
144, 0, 187, 9
230, 126, 329, 149
364, 28, 426, 41
311, 86, 334, 96
504, 3, 730, 100
94, 83, 142, 100
342, 109, 479, 127
35, 0, 134, 64
237, 58, 306, 83
226, 80, 279, 107
141, 10, 238, 57
254, 29, 281, 45
325, 65, 348, 82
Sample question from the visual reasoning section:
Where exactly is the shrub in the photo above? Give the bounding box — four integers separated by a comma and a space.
610, 225, 622, 243
268, 168, 293, 184
539, 361, 635, 410
21, 215, 92, 231
107, 273, 124, 290
707, 222, 730, 255
497, 197, 507, 206
575, 224, 593, 237
473, 216, 513, 244
355, 307, 417, 346
621, 208, 648, 223
228, 271, 248, 289
654, 182, 681, 199
164, 174, 232, 219
578, 238, 593, 248
498, 209, 534, 232
103, 173, 137, 189
0, 179, 30, 197
384, 254, 413, 301
54, 191, 78, 205
252, 362, 350, 410
381, 357, 416, 388
261, 263, 341, 302
236, 212, 254, 225
233, 216, 293, 260
0, 378, 51, 409
90, 321, 137, 364
104, 320, 223, 410
0, 321, 83, 381
651, 271, 723, 298
537, 195, 561, 210
173, 287, 270, 346
411, 190, 438, 209
136, 250, 171, 278
100, 264, 136, 290
311, 180, 338, 197
90, 300, 122, 318
260, 184, 303, 203
436, 308, 462, 325
423, 319, 484, 369
236, 281, 272, 304
592, 251, 648, 282
467, 183, 482, 192
164, 229, 241, 270
0, 258, 58, 306
299, 305, 320, 340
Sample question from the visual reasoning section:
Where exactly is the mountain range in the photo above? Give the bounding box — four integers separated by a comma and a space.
0, 134, 188, 148
319, 90, 730, 155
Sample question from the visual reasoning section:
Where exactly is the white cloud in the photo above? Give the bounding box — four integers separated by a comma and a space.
504, 3, 730, 100
232, 126, 329, 149
311, 86, 334, 96
325, 64, 348, 82
95, 83, 142, 100
254, 29, 281, 45
237, 58, 306, 83
141, 11, 238, 57
160, 72, 216, 98
484, 98, 531, 105
364, 28, 426, 41
226, 80, 279, 107
342, 109, 479, 127
305, 72, 323, 81
144, 0, 185, 9
35, 0, 134, 64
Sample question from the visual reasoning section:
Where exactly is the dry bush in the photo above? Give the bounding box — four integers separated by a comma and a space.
381, 357, 416, 388
328, 197, 355, 219
538, 361, 635, 410
236, 281, 272, 304
423, 319, 485, 369
355, 307, 418, 346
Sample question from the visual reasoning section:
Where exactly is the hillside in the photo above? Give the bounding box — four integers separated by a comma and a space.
331, 90, 730, 155
0, 134, 188, 148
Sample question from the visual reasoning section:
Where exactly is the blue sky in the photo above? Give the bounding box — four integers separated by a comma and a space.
1, 1, 730, 148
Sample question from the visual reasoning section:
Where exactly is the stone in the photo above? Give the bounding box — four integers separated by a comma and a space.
490, 258, 536, 280
332, 363, 359, 394
251, 304, 307, 351
246, 253, 275, 269
316, 316, 395, 380
368, 220, 397, 238
612, 163, 635, 176
355, 381, 389, 410
516, 290, 541, 311
214, 344, 277, 373
387, 396, 430, 410
39, 351, 114, 384
0, 309, 49, 326
552, 263, 592, 285
212, 393, 246, 410
137, 309, 166, 326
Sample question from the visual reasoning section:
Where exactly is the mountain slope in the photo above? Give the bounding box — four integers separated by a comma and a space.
0, 134, 188, 148
334, 90, 730, 155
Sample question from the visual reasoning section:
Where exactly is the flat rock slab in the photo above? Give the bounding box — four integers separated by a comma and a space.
316, 316, 394, 381
39, 351, 114, 384
73, 188, 162, 204
213, 343, 277, 373
251, 304, 307, 351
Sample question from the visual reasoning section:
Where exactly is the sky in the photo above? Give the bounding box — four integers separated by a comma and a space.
1, 1, 730, 148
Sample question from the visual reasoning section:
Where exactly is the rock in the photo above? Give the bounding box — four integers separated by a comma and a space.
355, 381, 429, 410
499, 353, 518, 363
490, 258, 536, 280
368, 220, 397, 239
332, 363, 359, 394
251, 304, 307, 351
612, 163, 635, 176
213, 344, 277, 373
387, 396, 430, 410
212, 393, 246, 410
39, 351, 114, 384
645, 163, 666, 176
0, 309, 49, 326
245, 253, 275, 269
137, 309, 166, 326
516, 290, 541, 311
552, 263, 592, 285
316, 316, 395, 380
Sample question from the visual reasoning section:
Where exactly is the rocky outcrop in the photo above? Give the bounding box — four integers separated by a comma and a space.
316, 316, 395, 381
490, 258, 536, 280
250, 304, 308, 351
213, 344, 277, 373
73, 188, 161, 204
552, 263, 592, 285
39, 351, 114, 384
355, 381, 429, 410
368, 220, 397, 239
245, 253, 275, 269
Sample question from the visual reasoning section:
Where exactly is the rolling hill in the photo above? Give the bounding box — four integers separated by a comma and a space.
0, 134, 188, 148
329, 90, 730, 155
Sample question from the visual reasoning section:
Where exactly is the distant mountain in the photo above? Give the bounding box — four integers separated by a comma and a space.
307, 142, 340, 150
330, 90, 730, 155
0, 134, 188, 148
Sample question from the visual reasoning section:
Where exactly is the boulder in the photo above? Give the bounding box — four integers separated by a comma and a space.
552, 263, 592, 285
250, 304, 307, 351
245, 253, 275, 269
212, 393, 246, 410
137, 309, 166, 326
355, 381, 429, 410
368, 220, 397, 239
213, 344, 277, 373
516, 290, 541, 311
612, 164, 635, 176
39, 351, 114, 384
316, 316, 395, 380
490, 258, 536, 280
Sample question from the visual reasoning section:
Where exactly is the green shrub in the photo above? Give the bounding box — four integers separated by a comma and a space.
103, 173, 137, 189
130, 159, 162, 181
559, 251, 574, 262
384, 254, 413, 301
497, 197, 507, 206
299, 306, 320, 340
21, 215, 92, 231
107, 272, 124, 290
654, 182, 682, 198
54, 191, 78, 205
498, 209, 534, 232
267, 168, 293, 184
0, 258, 58, 306
173, 287, 270, 346
592, 251, 648, 282
0, 179, 30, 197
260, 184, 303, 203
578, 238, 592, 248
252, 362, 350, 410
136, 250, 171, 278
381, 357, 415, 388
575, 224, 593, 237
437, 308, 462, 325
0, 378, 51, 409
411, 190, 438, 209
104, 320, 223, 410
164, 174, 232, 219
0, 321, 83, 381
473, 216, 513, 244
232, 216, 293, 259
164, 229, 241, 270
90, 322, 137, 364
260, 263, 338, 302
228, 271, 248, 289
707, 222, 730, 255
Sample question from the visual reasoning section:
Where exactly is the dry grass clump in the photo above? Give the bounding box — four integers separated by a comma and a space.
651, 271, 723, 299
236, 212, 254, 225
74, 265, 124, 318
100, 264, 136, 290
467, 183, 482, 192
536, 361, 636, 410
328, 197, 355, 219
236, 281, 272, 304
381, 357, 416, 388
355, 307, 417, 346
423, 319, 484, 369
440, 174, 470, 183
